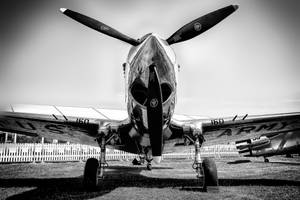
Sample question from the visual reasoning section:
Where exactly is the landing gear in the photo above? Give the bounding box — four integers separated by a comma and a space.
99, 136, 107, 177
193, 133, 218, 191
264, 157, 269, 162
132, 158, 142, 165
146, 162, 152, 170
145, 148, 154, 171
83, 158, 99, 189
193, 136, 204, 179
202, 158, 218, 189
132, 155, 145, 165
83, 130, 116, 189
133, 147, 153, 170
132, 154, 152, 170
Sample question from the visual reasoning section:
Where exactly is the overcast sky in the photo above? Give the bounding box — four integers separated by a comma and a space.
0, 0, 299, 117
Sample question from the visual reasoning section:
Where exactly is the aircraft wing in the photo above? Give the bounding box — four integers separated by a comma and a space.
170, 112, 300, 146
0, 105, 128, 146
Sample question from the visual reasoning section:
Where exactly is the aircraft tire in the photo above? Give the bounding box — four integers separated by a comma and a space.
83, 158, 99, 190
132, 158, 141, 165
202, 158, 218, 190
147, 163, 152, 170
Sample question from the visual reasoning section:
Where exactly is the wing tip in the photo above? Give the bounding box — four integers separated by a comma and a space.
60, 8, 67, 13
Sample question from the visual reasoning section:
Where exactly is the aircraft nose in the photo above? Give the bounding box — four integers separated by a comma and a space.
147, 35, 160, 44
141, 34, 162, 54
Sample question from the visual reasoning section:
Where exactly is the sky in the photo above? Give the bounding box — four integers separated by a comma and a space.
0, 0, 299, 117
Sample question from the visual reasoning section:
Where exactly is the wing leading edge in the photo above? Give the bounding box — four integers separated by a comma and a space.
169, 112, 300, 147
201, 112, 300, 145
0, 105, 128, 146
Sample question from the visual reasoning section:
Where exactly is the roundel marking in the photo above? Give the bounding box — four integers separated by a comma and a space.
194, 22, 202, 31
100, 25, 109, 31
150, 98, 158, 108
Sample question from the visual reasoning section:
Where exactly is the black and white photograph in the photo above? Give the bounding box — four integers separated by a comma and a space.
0, 0, 299, 199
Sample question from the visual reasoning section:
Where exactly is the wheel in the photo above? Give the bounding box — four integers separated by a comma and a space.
146, 163, 152, 170
132, 158, 140, 165
202, 158, 218, 191
133, 158, 143, 165
83, 158, 99, 189
264, 157, 269, 162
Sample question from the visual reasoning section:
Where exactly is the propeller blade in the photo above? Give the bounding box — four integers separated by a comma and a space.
147, 64, 163, 157
166, 5, 238, 45
60, 8, 140, 46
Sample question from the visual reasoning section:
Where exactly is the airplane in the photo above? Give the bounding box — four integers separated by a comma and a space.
0, 4, 300, 191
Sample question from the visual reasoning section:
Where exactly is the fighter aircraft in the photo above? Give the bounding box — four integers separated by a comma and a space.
0, 5, 299, 191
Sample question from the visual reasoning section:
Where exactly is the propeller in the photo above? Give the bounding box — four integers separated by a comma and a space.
166, 5, 238, 45
147, 64, 163, 157
60, 8, 141, 46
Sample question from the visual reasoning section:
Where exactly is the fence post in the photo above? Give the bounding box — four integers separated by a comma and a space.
4, 132, 8, 143
13, 134, 17, 144
41, 137, 44, 163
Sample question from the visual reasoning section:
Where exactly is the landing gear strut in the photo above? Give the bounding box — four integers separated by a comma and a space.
83, 130, 116, 189
99, 135, 106, 179
193, 133, 218, 191
146, 157, 153, 170
193, 136, 204, 179
144, 148, 153, 170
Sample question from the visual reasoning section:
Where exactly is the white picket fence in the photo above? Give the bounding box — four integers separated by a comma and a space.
0, 143, 238, 163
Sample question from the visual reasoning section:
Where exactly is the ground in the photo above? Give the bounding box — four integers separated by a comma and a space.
0, 156, 299, 200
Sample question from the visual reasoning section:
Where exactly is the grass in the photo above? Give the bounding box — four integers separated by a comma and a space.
0, 155, 299, 199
